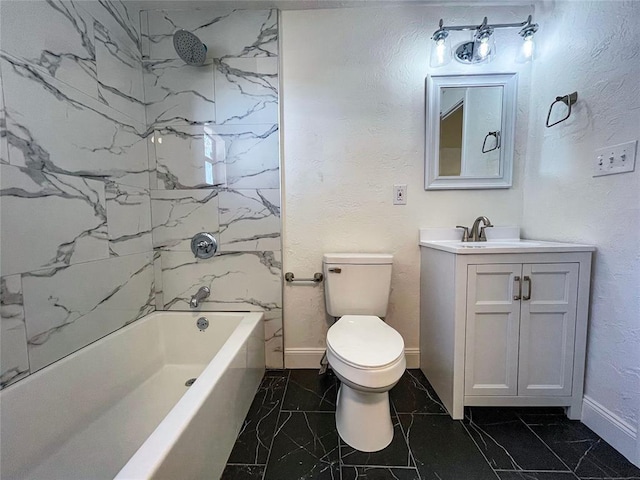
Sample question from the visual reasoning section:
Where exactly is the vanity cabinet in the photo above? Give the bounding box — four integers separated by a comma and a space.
419, 239, 593, 420
465, 263, 578, 398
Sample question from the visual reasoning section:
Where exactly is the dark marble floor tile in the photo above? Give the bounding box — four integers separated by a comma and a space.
496, 472, 578, 480
464, 408, 568, 471
220, 464, 265, 479
511, 407, 566, 417
263, 411, 340, 480
264, 369, 289, 377
517, 411, 570, 427
390, 369, 447, 414
399, 413, 498, 480
341, 466, 420, 479
528, 418, 640, 479
282, 369, 338, 411
341, 415, 413, 467
227, 371, 289, 464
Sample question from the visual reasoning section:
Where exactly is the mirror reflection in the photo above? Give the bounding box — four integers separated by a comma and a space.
439, 86, 503, 177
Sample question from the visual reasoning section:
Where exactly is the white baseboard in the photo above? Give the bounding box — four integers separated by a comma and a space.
284, 348, 420, 369
582, 395, 639, 468
284, 348, 325, 369
404, 348, 420, 368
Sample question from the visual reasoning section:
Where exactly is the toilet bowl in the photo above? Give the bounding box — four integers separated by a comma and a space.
327, 315, 405, 452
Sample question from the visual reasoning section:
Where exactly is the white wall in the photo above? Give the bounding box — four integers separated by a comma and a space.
280, 5, 533, 366
522, 0, 640, 464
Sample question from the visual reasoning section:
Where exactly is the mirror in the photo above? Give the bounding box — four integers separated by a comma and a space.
425, 73, 517, 190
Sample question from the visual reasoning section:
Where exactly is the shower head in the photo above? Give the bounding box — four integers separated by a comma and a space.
173, 29, 207, 66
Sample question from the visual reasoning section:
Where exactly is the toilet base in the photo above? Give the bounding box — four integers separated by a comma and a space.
335, 383, 393, 452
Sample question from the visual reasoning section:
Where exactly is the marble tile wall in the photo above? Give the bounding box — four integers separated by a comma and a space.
0, 3, 282, 387
0, 0, 153, 388
142, 8, 282, 368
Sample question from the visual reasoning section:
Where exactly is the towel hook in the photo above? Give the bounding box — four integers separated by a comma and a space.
546, 92, 578, 128
482, 131, 501, 153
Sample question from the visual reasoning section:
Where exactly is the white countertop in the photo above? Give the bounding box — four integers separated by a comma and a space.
419, 228, 595, 255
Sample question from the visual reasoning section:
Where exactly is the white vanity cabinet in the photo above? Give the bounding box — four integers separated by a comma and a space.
465, 262, 578, 398
419, 233, 594, 420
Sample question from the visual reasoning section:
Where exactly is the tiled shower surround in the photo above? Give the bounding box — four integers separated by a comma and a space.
0, 1, 282, 389
142, 7, 282, 369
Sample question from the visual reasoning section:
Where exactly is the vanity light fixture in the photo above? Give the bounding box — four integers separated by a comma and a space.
430, 15, 539, 66
430, 20, 452, 67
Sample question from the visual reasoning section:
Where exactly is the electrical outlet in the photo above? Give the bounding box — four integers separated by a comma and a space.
593, 140, 637, 177
393, 184, 407, 205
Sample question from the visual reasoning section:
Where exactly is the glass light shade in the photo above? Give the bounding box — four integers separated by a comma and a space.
473, 33, 495, 63
430, 34, 451, 68
516, 34, 535, 63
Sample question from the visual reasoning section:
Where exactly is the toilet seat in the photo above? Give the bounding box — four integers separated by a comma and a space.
327, 315, 405, 390
327, 315, 404, 368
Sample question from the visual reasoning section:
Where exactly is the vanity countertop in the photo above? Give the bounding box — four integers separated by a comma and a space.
419, 228, 595, 255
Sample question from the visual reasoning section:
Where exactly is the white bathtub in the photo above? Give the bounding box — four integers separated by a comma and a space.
0, 311, 265, 480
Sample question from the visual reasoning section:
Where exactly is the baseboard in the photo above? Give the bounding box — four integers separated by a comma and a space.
284, 348, 325, 369
284, 348, 420, 369
582, 395, 639, 468
404, 348, 420, 368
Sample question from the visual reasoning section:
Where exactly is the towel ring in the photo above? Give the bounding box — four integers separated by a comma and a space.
546, 92, 578, 128
482, 131, 501, 153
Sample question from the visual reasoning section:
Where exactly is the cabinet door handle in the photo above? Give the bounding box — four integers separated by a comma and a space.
523, 275, 532, 301
513, 276, 521, 300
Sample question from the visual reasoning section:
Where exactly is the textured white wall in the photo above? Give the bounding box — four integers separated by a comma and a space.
522, 0, 640, 444
281, 5, 532, 356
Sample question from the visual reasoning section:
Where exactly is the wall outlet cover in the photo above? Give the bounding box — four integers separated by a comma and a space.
393, 184, 407, 205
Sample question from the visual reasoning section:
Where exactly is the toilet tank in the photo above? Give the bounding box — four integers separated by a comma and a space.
323, 253, 393, 317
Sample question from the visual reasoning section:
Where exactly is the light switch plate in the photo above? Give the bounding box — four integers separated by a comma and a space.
593, 140, 637, 177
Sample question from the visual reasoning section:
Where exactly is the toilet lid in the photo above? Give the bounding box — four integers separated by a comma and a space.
327, 315, 404, 369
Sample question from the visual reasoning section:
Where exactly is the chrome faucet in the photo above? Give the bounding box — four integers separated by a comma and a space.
190, 286, 210, 309
469, 216, 493, 242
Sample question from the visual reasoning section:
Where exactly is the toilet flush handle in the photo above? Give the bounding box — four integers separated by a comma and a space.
328, 268, 342, 273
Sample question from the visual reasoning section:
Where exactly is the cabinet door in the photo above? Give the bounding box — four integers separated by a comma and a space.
518, 263, 579, 396
465, 264, 522, 396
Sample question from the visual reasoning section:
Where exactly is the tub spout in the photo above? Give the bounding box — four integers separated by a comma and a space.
190, 286, 210, 309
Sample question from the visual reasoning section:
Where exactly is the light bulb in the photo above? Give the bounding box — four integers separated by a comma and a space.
516, 33, 535, 63
477, 38, 490, 59
436, 40, 447, 63
472, 26, 494, 63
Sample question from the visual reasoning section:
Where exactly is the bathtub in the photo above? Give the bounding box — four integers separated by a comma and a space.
0, 311, 265, 480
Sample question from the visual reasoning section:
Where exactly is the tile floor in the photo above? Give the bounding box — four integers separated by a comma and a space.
222, 369, 640, 480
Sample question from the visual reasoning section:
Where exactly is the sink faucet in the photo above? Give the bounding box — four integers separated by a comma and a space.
190, 286, 210, 309
469, 216, 493, 242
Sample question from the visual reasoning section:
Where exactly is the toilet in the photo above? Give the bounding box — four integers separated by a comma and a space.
323, 253, 406, 452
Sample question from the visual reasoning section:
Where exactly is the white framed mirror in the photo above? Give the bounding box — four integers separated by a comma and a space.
425, 73, 517, 190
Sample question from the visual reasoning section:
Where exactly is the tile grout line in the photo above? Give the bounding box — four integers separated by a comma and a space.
493, 468, 577, 472
391, 398, 422, 479
459, 413, 503, 479
516, 412, 581, 480
341, 465, 422, 469
260, 369, 291, 480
